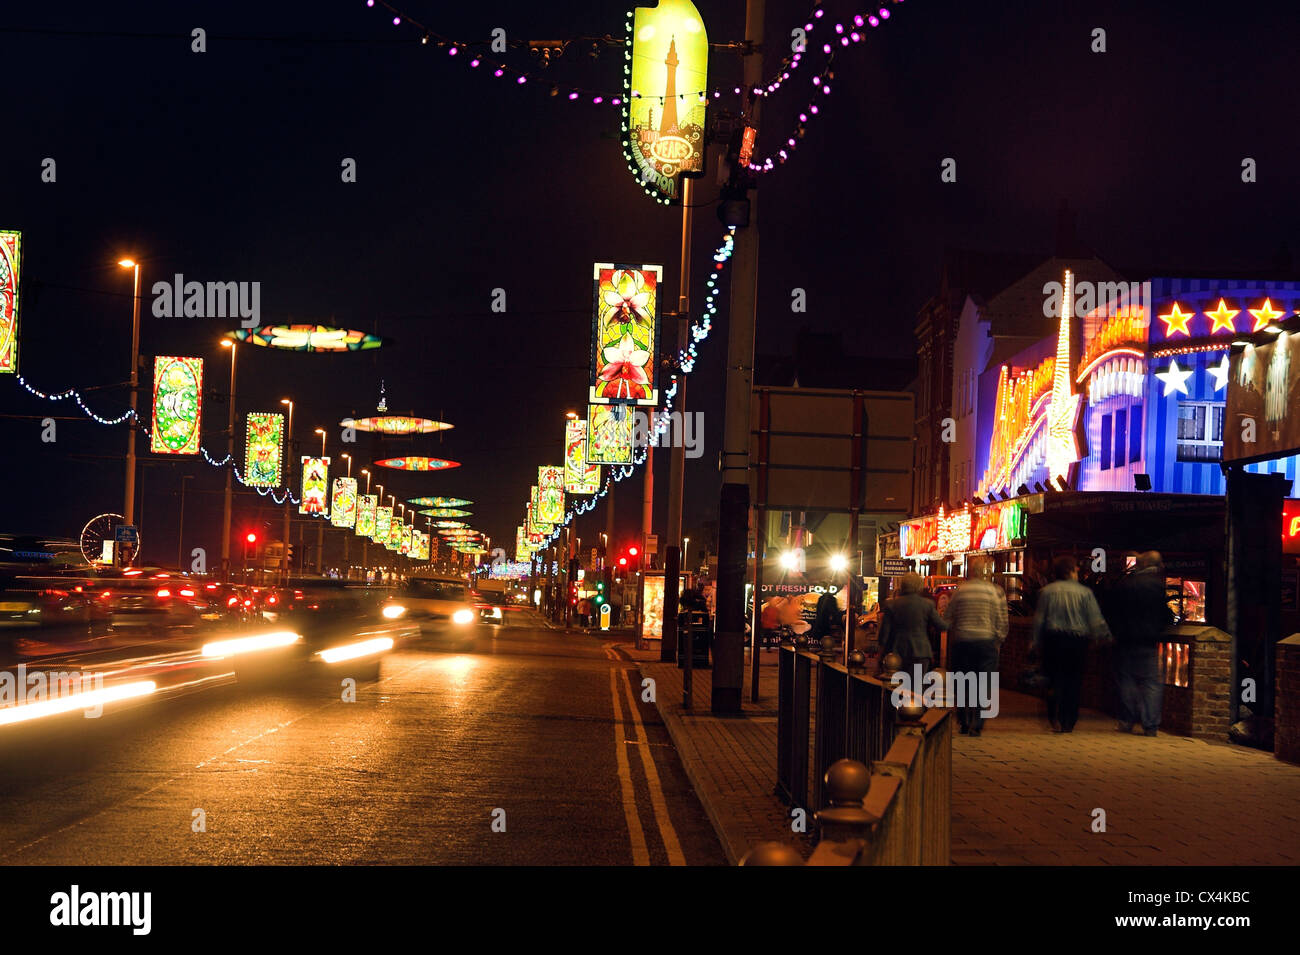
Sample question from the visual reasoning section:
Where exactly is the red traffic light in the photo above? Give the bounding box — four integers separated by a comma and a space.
618, 557, 627, 566
245, 533, 257, 544
628, 546, 638, 557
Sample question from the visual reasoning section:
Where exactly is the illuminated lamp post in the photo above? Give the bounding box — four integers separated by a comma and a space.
118, 258, 142, 544
280, 398, 294, 583
219, 338, 238, 580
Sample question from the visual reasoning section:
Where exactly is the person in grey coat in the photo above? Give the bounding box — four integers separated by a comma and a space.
878, 573, 946, 679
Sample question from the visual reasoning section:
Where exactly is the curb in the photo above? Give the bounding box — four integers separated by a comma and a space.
638, 663, 748, 866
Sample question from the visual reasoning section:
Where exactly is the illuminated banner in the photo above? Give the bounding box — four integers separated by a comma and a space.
150, 356, 203, 454
516, 525, 529, 562
591, 265, 662, 406
0, 230, 21, 374
588, 404, 635, 464
374, 505, 392, 543
565, 419, 601, 493
245, 412, 284, 487
538, 466, 566, 524
418, 508, 471, 518
299, 457, 330, 516
388, 514, 405, 549
399, 525, 412, 556
408, 496, 472, 508
331, 477, 358, 528
356, 494, 378, 537
971, 500, 1027, 552
625, 0, 708, 202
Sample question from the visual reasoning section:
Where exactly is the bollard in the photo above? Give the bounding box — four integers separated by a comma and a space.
795, 634, 810, 651
818, 634, 838, 662
847, 649, 867, 673
880, 651, 903, 676
815, 759, 875, 843
739, 842, 805, 866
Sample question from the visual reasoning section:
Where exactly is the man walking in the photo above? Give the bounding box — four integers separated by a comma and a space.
1032, 555, 1112, 733
1110, 551, 1173, 736
878, 573, 946, 682
945, 567, 1009, 736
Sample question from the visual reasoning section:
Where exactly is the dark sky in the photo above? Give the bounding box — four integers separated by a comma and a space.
2, 0, 1298, 564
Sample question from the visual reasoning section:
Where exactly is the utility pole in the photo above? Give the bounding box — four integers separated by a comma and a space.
637, 443, 653, 649
662, 176, 694, 662
280, 399, 294, 584
122, 261, 142, 533
220, 341, 237, 580
713, 0, 765, 715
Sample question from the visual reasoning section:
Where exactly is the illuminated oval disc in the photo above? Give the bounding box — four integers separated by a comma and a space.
373, 457, 461, 471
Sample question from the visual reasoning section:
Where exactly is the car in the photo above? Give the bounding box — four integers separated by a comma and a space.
386, 574, 480, 647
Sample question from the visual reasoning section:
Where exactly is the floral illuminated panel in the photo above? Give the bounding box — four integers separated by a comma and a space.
244, 413, 284, 487
341, 416, 452, 434
374, 506, 392, 543
299, 457, 330, 516
537, 466, 566, 524
150, 356, 203, 455
227, 325, 386, 351
591, 264, 662, 406
565, 419, 601, 493
0, 230, 21, 374
587, 404, 634, 464
356, 494, 378, 537
331, 477, 358, 528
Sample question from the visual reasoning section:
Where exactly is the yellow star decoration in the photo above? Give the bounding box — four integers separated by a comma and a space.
1159, 302, 1194, 337
1249, 298, 1284, 332
1205, 298, 1239, 334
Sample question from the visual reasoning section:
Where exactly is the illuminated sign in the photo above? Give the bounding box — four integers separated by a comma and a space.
971, 500, 1027, 551
374, 456, 461, 471
374, 505, 392, 543
245, 413, 284, 487
432, 520, 468, 529
565, 419, 601, 493
587, 404, 635, 464
625, 0, 708, 203
356, 494, 378, 537
538, 466, 566, 524
299, 457, 330, 516
417, 508, 471, 518
0, 230, 21, 374
407, 497, 472, 508
340, 416, 452, 434
591, 265, 662, 406
150, 356, 203, 454
331, 477, 358, 528
226, 325, 387, 351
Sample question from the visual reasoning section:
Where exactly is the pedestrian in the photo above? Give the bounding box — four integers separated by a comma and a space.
944, 567, 1009, 736
1110, 551, 1173, 736
878, 573, 946, 685
1032, 555, 1112, 733
809, 590, 842, 646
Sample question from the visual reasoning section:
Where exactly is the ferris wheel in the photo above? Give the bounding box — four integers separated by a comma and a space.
80, 512, 139, 567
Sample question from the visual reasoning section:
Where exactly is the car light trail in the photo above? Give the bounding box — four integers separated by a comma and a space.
200, 631, 301, 658
317, 637, 394, 663
0, 680, 157, 726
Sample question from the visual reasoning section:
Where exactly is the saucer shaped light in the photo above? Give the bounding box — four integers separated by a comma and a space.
341, 416, 453, 434
407, 497, 472, 508
374, 456, 460, 471
226, 325, 388, 351
431, 519, 469, 528
418, 508, 472, 518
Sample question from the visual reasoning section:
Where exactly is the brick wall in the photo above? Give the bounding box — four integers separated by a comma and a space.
1277, 634, 1300, 765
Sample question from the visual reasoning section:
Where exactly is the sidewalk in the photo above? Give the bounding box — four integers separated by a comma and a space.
634, 645, 1300, 865
636, 649, 811, 864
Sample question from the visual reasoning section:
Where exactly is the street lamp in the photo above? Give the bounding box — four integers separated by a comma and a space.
280, 398, 294, 582
342, 453, 352, 478
118, 258, 142, 535
314, 428, 327, 458
361, 468, 371, 494
219, 338, 239, 580
565, 411, 578, 420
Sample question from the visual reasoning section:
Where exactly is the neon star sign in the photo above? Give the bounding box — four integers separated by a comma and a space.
1249, 298, 1285, 332
1205, 299, 1239, 334
1155, 359, 1193, 395
1158, 303, 1194, 337
1208, 354, 1230, 392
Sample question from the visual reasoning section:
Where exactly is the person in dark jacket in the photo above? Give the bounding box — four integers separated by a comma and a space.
809, 591, 842, 645
878, 573, 946, 678
1109, 551, 1174, 736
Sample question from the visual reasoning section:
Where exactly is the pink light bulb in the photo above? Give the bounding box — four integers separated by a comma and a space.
810, 105, 819, 114
814, 8, 824, 17
392, 16, 400, 25
823, 43, 831, 54
593, 95, 602, 103
851, 32, 861, 42
470, 58, 480, 67
799, 112, 807, 121
880, 8, 890, 18
841, 36, 849, 46
366, 0, 373, 6
854, 15, 864, 26
494, 68, 504, 77
568, 91, 579, 100
516, 75, 527, 84
869, 15, 879, 26
835, 23, 844, 34
448, 46, 458, 56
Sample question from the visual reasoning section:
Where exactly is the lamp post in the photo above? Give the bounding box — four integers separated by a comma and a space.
177, 474, 193, 570
314, 429, 327, 574
118, 259, 142, 539
219, 338, 238, 580
339, 453, 352, 573
280, 398, 294, 582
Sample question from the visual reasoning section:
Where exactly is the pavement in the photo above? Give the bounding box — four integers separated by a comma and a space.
633, 645, 1300, 866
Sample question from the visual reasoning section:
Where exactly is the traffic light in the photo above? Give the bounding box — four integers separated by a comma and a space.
618, 556, 627, 567
245, 532, 257, 544
628, 546, 638, 557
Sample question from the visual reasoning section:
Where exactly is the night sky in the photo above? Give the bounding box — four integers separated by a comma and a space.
2, 0, 1297, 564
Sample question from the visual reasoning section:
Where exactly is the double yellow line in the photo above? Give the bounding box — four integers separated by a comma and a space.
606, 646, 685, 866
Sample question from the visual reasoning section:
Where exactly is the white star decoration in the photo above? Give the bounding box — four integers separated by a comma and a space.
1156, 359, 1194, 396
1208, 354, 1231, 392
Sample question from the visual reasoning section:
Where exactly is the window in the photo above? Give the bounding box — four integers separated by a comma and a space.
1114, 409, 1127, 470
1129, 403, 1142, 463
1176, 401, 1224, 462
1100, 413, 1112, 470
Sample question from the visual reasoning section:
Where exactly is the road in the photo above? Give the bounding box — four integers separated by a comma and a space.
0, 613, 724, 865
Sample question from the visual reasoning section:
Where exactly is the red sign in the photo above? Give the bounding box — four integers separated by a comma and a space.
1284, 500, 1300, 555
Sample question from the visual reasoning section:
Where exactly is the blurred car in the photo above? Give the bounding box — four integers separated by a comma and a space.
387, 574, 479, 647
471, 589, 511, 626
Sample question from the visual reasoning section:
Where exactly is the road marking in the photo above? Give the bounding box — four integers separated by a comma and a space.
618, 666, 687, 866
608, 667, 650, 865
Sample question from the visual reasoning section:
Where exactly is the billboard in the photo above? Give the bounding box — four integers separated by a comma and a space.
150, 356, 203, 455
245, 413, 284, 487
0, 230, 21, 374
626, 0, 708, 202
1225, 331, 1300, 463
